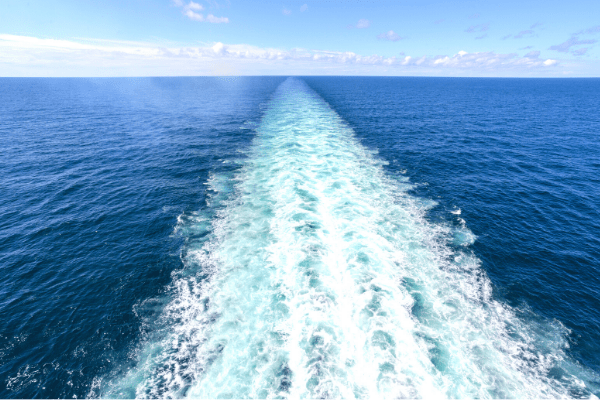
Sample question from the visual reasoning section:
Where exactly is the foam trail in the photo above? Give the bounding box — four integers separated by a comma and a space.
100, 78, 597, 399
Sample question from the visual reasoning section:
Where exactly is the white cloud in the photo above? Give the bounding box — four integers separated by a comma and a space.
427, 50, 557, 70
356, 19, 370, 29
377, 30, 403, 41
212, 42, 225, 55
282, 8, 292, 15
175, 1, 228, 23
300, 4, 308, 12
187, 1, 204, 11
0, 34, 567, 77
185, 9, 204, 21
206, 14, 229, 23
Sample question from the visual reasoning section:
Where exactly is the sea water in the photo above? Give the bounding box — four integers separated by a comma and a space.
1, 77, 598, 398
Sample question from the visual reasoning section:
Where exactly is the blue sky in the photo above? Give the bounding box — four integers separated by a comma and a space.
1, 0, 599, 76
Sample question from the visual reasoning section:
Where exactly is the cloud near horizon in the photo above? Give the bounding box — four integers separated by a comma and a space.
0, 34, 561, 77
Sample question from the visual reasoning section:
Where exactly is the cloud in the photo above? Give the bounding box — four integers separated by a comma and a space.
434, 19, 445, 24
206, 14, 229, 23
572, 47, 589, 56
520, 46, 533, 50
0, 34, 563, 78
185, 9, 204, 20
465, 23, 489, 33
574, 25, 600, 35
524, 50, 540, 58
504, 24, 542, 40
377, 30, 403, 41
187, 1, 204, 11
514, 29, 534, 39
549, 37, 597, 52
430, 50, 557, 69
475, 34, 487, 40
204, 0, 225, 9
355, 19, 371, 29
469, 13, 480, 19
300, 4, 308, 12
282, 8, 291, 15
175, 1, 229, 23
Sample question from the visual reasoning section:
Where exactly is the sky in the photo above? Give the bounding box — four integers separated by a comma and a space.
1, 0, 599, 77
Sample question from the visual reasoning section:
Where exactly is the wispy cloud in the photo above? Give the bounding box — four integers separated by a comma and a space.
282, 8, 291, 15
465, 23, 489, 33
300, 4, 308, 12
475, 34, 487, 40
174, 0, 229, 23
206, 14, 229, 23
503, 23, 541, 40
514, 29, 534, 39
434, 19, 445, 24
574, 25, 600, 35
377, 30, 403, 41
187, 1, 203, 10
0, 34, 560, 76
469, 13, 480, 19
572, 47, 589, 56
549, 37, 597, 52
348, 19, 371, 29
524, 50, 540, 58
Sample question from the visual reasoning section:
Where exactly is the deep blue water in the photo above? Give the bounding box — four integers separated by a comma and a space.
0, 77, 598, 398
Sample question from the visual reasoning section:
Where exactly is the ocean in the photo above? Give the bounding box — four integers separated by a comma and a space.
0, 76, 598, 398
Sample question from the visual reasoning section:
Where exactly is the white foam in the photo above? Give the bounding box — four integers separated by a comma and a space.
99, 78, 597, 399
